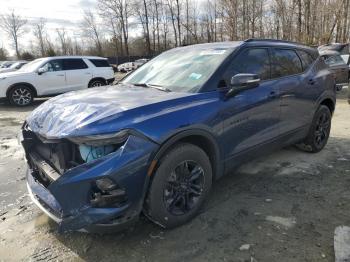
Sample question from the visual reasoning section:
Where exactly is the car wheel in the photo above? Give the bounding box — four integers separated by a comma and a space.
88, 79, 106, 88
296, 105, 331, 153
145, 143, 212, 228
8, 85, 34, 106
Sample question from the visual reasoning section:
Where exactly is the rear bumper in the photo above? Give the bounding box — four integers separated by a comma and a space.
24, 134, 158, 232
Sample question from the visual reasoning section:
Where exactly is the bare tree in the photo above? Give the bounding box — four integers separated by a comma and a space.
0, 11, 27, 58
82, 10, 104, 56
33, 18, 47, 57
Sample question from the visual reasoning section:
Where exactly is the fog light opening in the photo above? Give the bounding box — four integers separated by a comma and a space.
91, 178, 127, 208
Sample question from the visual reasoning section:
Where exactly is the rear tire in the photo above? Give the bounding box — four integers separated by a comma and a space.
8, 85, 34, 106
145, 143, 212, 228
296, 105, 331, 153
88, 79, 106, 88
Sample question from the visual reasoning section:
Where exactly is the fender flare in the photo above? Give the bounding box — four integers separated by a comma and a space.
6, 82, 38, 98
151, 128, 223, 180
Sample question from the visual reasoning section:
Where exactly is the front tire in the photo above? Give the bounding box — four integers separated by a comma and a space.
145, 143, 212, 228
8, 85, 34, 106
297, 105, 331, 153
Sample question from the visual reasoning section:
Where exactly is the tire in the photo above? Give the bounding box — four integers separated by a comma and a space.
88, 79, 106, 88
296, 105, 332, 153
8, 85, 34, 106
145, 143, 212, 229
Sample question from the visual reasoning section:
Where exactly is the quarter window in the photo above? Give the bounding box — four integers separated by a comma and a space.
297, 50, 315, 70
89, 59, 110, 67
272, 49, 303, 78
226, 48, 271, 80
63, 59, 88, 70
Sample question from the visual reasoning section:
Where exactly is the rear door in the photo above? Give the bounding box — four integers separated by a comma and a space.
35, 59, 66, 95
63, 58, 92, 91
220, 48, 281, 161
271, 48, 317, 134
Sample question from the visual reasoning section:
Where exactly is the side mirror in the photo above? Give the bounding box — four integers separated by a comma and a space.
38, 67, 47, 75
226, 73, 260, 98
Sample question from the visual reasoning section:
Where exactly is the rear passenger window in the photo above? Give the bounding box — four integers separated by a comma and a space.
89, 59, 110, 67
63, 59, 88, 70
227, 48, 270, 80
297, 50, 315, 70
272, 49, 302, 78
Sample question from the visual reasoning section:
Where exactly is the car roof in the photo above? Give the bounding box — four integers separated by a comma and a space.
244, 38, 318, 56
44, 56, 107, 60
168, 39, 318, 56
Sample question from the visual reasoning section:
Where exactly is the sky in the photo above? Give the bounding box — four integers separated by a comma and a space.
0, 0, 98, 56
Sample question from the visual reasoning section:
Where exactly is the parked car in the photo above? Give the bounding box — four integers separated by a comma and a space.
21, 39, 336, 233
322, 54, 349, 91
117, 62, 137, 72
0, 61, 16, 69
134, 58, 149, 68
0, 61, 28, 74
0, 56, 114, 106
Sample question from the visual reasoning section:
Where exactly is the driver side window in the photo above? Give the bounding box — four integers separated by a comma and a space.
224, 48, 271, 85
41, 60, 63, 72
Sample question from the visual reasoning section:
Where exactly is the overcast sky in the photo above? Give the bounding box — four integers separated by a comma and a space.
0, 0, 98, 56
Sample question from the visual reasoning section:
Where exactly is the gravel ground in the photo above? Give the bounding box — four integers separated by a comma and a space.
0, 87, 349, 262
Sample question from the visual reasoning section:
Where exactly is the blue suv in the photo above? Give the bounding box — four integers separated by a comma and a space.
21, 39, 336, 232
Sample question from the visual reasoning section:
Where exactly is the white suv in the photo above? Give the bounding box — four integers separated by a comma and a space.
0, 56, 115, 106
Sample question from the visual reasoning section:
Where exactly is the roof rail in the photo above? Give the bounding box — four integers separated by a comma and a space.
244, 38, 302, 45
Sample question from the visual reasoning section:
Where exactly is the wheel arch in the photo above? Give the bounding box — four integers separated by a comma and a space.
149, 129, 223, 181
6, 82, 38, 98
320, 97, 335, 115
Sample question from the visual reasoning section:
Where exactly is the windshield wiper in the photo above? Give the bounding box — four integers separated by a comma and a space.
132, 83, 171, 92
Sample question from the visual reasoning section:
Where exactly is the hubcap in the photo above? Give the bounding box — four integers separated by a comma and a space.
163, 160, 205, 216
12, 88, 32, 106
314, 112, 330, 147
92, 81, 102, 87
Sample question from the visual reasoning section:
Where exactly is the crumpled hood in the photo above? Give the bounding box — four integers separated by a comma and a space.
26, 85, 193, 139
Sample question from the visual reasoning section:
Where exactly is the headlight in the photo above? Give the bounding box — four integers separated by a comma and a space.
69, 130, 129, 163
68, 130, 129, 146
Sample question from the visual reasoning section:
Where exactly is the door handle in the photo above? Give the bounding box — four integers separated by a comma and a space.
85, 72, 92, 75
269, 91, 277, 99
56, 74, 65, 77
308, 79, 316, 85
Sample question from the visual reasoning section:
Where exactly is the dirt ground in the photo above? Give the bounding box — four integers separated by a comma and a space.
0, 88, 349, 262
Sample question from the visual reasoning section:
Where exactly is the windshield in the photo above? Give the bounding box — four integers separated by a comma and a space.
122, 47, 232, 92
19, 59, 44, 72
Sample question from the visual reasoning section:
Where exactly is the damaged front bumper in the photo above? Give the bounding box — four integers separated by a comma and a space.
23, 130, 158, 233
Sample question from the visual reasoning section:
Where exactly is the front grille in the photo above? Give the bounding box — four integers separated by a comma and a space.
22, 127, 84, 186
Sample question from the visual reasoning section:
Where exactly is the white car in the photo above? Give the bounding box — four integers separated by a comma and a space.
0, 56, 115, 106
0, 61, 28, 74
117, 62, 137, 73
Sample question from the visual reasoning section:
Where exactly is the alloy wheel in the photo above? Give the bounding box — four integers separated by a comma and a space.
12, 88, 32, 106
163, 160, 205, 216
314, 111, 330, 147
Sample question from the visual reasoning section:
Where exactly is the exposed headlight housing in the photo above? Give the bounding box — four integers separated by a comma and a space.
68, 130, 129, 146
69, 130, 129, 163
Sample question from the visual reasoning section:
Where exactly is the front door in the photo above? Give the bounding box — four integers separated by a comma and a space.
219, 48, 280, 166
35, 59, 66, 95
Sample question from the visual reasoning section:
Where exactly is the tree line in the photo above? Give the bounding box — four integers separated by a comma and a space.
0, 0, 349, 60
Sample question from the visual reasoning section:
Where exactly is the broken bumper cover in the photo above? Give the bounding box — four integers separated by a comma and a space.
25, 135, 158, 232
